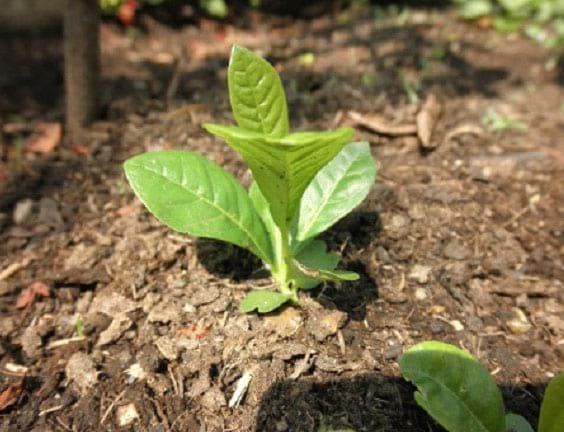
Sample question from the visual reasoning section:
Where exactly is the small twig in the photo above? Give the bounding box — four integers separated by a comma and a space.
46, 336, 86, 350
503, 205, 531, 228
39, 404, 65, 416
100, 389, 126, 424
54, 416, 72, 431
337, 330, 346, 356
165, 50, 187, 106
0, 258, 31, 281
348, 111, 417, 136
151, 397, 171, 432
168, 365, 179, 397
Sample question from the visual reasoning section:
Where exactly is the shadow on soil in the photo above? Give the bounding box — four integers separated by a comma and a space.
196, 208, 381, 319
255, 373, 545, 432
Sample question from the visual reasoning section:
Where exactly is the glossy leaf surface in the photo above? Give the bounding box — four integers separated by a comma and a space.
240, 290, 291, 313
294, 141, 376, 243
539, 373, 564, 432
400, 341, 506, 432
228, 45, 289, 138
203, 124, 354, 228
124, 151, 273, 264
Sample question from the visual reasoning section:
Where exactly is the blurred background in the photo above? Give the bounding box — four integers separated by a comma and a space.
0, 2, 563, 430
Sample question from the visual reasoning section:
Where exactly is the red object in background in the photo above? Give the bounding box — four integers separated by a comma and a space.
0, 379, 24, 412
16, 281, 51, 309
118, 0, 139, 26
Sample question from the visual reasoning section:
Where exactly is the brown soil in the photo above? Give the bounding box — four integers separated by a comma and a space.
0, 6, 562, 432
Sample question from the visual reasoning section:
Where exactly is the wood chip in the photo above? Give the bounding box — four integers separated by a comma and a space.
416, 94, 442, 148
444, 124, 483, 143
347, 111, 417, 136
0, 258, 31, 281
228, 370, 253, 408
26, 122, 62, 154
0, 379, 24, 412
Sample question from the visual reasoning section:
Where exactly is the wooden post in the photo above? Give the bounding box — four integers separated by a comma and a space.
64, 0, 100, 143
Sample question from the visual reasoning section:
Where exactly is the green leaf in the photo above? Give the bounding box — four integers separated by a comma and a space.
240, 290, 291, 313
539, 373, 564, 432
291, 255, 359, 287
249, 181, 282, 267
123, 151, 273, 264
200, 0, 228, 18
293, 239, 340, 289
498, 0, 534, 16
203, 124, 354, 229
228, 45, 289, 138
505, 414, 534, 432
457, 0, 493, 19
400, 341, 506, 432
294, 142, 376, 243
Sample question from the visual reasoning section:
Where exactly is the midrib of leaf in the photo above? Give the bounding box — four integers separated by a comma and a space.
130, 163, 271, 263
298, 149, 357, 240
233, 63, 280, 137
403, 367, 493, 432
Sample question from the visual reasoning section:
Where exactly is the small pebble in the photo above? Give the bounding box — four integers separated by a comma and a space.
66, 352, 98, 395
384, 344, 403, 360
13, 199, 34, 226
409, 265, 432, 284
507, 307, 531, 334
116, 403, 139, 427
449, 320, 465, 332
443, 239, 470, 260
414, 288, 428, 300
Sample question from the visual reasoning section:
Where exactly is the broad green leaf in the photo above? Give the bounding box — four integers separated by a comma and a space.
294, 142, 376, 243
124, 151, 273, 264
293, 239, 340, 290
400, 341, 506, 432
539, 373, 564, 432
249, 181, 282, 266
457, 0, 493, 19
203, 124, 354, 229
228, 45, 289, 138
505, 414, 534, 432
240, 290, 291, 313
291, 255, 359, 287
498, 0, 534, 16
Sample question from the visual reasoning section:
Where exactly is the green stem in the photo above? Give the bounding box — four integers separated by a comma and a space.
272, 221, 298, 302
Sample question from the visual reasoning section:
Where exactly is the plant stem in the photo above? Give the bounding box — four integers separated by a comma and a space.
273, 221, 299, 302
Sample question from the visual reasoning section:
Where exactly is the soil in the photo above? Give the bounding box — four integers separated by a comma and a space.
0, 5, 563, 432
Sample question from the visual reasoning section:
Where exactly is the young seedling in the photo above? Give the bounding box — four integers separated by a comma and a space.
124, 45, 376, 314
400, 341, 564, 432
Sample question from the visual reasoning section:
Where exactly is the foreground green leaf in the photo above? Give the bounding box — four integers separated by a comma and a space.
203, 124, 354, 228
505, 414, 534, 432
240, 290, 291, 313
292, 258, 359, 283
228, 45, 289, 138
249, 181, 282, 265
400, 341, 506, 432
124, 151, 273, 264
294, 141, 376, 243
293, 239, 340, 290
539, 373, 564, 432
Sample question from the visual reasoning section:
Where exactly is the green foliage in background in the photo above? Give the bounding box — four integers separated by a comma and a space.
100, 0, 167, 13
452, 0, 564, 47
400, 341, 564, 432
100, 0, 261, 18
